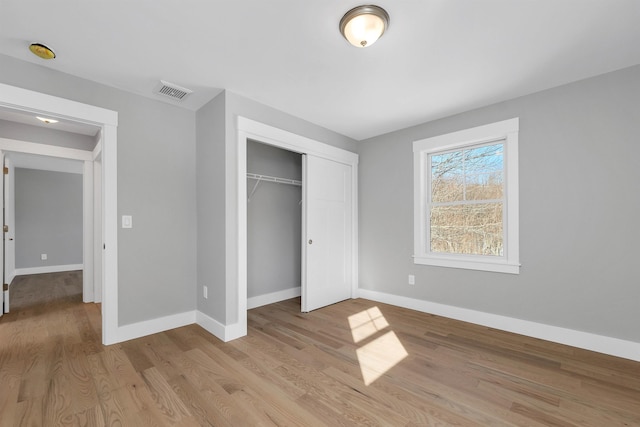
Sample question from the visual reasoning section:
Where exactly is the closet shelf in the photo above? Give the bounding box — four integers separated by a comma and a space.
246, 173, 301, 186
247, 173, 302, 202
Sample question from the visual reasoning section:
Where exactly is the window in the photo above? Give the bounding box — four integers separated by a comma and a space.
413, 118, 520, 274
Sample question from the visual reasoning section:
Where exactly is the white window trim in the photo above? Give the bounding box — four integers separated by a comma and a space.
413, 118, 520, 274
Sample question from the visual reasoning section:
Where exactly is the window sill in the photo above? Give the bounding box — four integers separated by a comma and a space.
413, 255, 520, 274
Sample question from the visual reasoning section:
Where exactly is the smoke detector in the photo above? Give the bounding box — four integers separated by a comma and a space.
154, 80, 193, 101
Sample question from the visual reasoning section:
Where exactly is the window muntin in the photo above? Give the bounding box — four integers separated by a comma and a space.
413, 118, 519, 274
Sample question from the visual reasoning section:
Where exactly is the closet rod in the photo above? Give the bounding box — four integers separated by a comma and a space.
246, 173, 302, 187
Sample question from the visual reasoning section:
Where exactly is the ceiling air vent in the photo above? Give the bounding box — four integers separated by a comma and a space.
154, 80, 193, 101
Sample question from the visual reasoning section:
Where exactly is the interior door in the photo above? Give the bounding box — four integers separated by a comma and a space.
302, 154, 353, 312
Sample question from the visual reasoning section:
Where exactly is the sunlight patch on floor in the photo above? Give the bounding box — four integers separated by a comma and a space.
348, 307, 408, 385
348, 306, 389, 343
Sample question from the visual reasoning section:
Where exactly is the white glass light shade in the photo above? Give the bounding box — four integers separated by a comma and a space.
340, 5, 389, 48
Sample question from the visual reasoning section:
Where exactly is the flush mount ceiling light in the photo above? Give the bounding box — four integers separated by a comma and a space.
36, 116, 59, 124
339, 5, 389, 48
29, 42, 56, 60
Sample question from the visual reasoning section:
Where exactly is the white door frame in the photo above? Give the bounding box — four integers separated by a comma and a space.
93, 149, 103, 303
0, 83, 119, 345
0, 150, 4, 316
234, 117, 358, 339
3, 156, 16, 289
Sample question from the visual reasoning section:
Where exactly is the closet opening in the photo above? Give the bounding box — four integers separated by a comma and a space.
235, 116, 359, 340
246, 139, 303, 310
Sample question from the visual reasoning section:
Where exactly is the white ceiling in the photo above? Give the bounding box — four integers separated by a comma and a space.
1, 1, 639, 141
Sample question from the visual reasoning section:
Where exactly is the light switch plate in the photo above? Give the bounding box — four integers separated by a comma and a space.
122, 215, 133, 229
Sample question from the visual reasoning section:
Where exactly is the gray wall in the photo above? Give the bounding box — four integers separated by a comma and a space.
15, 168, 83, 268
1, 53, 197, 326
196, 92, 226, 319
247, 140, 302, 298
357, 64, 640, 343
0, 119, 97, 150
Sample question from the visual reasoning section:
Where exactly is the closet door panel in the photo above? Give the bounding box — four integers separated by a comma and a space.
302, 154, 352, 312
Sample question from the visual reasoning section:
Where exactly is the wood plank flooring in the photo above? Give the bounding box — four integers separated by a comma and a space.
1, 272, 639, 426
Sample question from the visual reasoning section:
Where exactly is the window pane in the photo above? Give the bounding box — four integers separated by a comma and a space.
431, 143, 504, 203
431, 151, 464, 202
465, 171, 503, 200
430, 203, 503, 256
464, 143, 504, 200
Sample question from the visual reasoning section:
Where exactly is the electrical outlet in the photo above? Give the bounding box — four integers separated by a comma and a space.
408, 274, 415, 285
203, 285, 208, 299
41, 253, 47, 260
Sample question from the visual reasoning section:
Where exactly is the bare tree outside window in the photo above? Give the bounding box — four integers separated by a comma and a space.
429, 142, 504, 256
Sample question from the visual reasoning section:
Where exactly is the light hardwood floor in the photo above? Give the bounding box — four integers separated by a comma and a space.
1, 272, 639, 426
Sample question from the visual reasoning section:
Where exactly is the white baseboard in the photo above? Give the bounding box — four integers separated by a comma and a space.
15, 264, 83, 276
224, 321, 248, 342
196, 310, 246, 342
357, 289, 640, 362
247, 287, 301, 309
195, 310, 226, 341
104, 309, 246, 345
115, 311, 196, 343
6, 271, 16, 286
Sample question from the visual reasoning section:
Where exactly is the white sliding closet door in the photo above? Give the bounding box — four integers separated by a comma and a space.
302, 154, 353, 312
